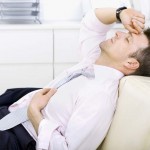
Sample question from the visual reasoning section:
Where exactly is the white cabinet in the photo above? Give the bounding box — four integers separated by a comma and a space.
0, 29, 53, 63
0, 23, 128, 94
54, 28, 80, 78
0, 27, 54, 94
0, 25, 81, 93
54, 29, 80, 63
0, 64, 53, 94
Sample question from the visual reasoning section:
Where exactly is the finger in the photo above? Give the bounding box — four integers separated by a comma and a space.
132, 20, 143, 33
133, 20, 145, 29
46, 88, 57, 98
124, 24, 138, 34
41, 88, 51, 95
132, 16, 145, 24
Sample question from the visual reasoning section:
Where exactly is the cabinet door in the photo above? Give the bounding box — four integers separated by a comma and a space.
0, 64, 53, 94
54, 29, 80, 63
0, 29, 53, 63
0, 28, 54, 93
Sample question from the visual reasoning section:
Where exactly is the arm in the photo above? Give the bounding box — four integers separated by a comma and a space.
79, 9, 113, 61
27, 88, 57, 133
28, 89, 112, 150
79, 8, 145, 60
95, 8, 117, 24
95, 8, 145, 34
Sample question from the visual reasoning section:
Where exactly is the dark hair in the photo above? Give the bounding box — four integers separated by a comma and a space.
144, 28, 150, 44
131, 28, 150, 77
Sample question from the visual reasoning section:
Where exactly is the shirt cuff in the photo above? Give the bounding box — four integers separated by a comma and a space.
36, 117, 60, 149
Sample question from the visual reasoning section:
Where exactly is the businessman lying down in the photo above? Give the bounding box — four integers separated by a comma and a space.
0, 7, 150, 150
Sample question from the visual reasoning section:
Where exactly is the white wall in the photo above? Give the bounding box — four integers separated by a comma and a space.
40, 0, 150, 22
40, 0, 133, 22
91, 0, 150, 20
40, 0, 92, 22
131, 0, 150, 20
91, 0, 131, 8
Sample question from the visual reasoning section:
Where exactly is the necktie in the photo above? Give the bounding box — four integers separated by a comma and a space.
0, 66, 94, 131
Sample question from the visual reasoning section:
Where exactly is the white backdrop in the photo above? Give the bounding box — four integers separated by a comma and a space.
91, 0, 131, 8
40, 0, 91, 22
40, 0, 150, 22
131, 0, 150, 20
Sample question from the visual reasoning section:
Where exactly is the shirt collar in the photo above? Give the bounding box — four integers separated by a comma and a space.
93, 64, 124, 81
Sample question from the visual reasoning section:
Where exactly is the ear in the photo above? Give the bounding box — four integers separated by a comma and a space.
124, 58, 140, 70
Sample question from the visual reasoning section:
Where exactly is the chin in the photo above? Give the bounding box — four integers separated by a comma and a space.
100, 41, 105, 49
100, 41, 107, 51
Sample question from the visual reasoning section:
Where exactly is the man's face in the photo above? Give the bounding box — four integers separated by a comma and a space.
100, 31, 149, 63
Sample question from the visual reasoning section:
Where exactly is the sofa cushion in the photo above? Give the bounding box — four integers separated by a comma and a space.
98, 76, 150, 150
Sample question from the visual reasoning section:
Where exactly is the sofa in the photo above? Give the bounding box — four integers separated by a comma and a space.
97, 76, 150, 150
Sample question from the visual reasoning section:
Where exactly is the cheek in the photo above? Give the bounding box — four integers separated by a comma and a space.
110, 44, 122, 54
113, 42, 128, 53
111, 44, 129, 59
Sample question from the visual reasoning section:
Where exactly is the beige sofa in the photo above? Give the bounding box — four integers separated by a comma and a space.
97, 76, 150, 150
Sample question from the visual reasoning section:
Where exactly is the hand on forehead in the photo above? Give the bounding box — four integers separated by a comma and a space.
120, 9, 145, 34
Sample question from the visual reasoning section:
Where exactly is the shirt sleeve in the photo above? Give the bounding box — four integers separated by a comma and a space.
79, 9, 113, 63
36, 91, 115, 150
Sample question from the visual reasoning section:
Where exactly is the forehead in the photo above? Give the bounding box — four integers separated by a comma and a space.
130, 32, 149, 49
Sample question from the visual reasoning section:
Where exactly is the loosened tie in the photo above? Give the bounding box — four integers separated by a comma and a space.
0, 66, 94, 131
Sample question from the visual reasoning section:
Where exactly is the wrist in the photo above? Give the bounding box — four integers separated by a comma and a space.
28, 106, 43, 134
28, 101, 42, 112
116, 7, 127, 22
28, 105, 43, 122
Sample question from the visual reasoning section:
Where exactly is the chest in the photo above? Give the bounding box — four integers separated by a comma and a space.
43, 76, 86, 122
43, 75, 116, 128
43, 76, 101, 125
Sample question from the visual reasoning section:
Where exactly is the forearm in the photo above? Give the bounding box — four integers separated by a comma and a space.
28, 105, 43, 134
95, 8, 117, 24
95, 7, 145, 34
27, 88, 56, 134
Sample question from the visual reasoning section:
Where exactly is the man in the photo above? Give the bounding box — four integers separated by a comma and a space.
0, 7, 150, 150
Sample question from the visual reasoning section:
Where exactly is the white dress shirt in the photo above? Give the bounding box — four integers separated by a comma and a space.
9, 10, 124, 150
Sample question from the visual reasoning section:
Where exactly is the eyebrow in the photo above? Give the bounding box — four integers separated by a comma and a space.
128, 32, 134, 43
129, 32, 133, 37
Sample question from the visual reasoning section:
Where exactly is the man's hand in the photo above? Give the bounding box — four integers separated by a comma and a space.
27, 88, 57, 134
29, 88, 57, 111
95, 8, 145, 34
120, 8, 145, 34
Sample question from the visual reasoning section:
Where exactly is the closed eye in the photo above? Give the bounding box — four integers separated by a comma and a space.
128, 33, 133, 43
126, 35, 132, 43
126, 37, 130, 43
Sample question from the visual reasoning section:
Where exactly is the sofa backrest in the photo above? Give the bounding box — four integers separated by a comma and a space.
98, 76, 150, 150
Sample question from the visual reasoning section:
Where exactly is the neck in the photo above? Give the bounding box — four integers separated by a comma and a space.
95, 53, 124, 74
95, 53, 114, 67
